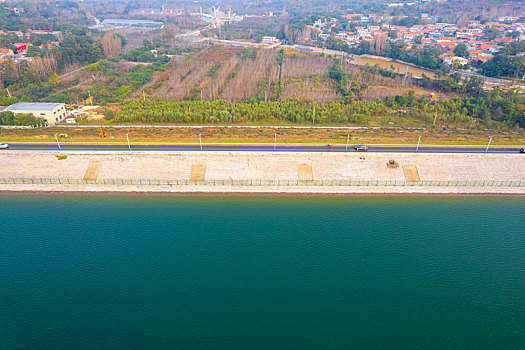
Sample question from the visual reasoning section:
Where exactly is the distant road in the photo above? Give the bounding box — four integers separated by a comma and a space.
5, 144, 522, 154
59, 66, 90, 79
56, 124, 386, 130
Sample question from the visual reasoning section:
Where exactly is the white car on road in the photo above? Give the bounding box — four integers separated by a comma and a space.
0, 143, 9, 149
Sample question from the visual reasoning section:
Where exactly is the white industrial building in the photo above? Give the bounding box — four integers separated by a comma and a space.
262, 36, 279, 44
5, 102, 67, 125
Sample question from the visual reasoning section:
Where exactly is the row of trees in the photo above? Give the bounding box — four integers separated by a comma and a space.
113, 99, 388, 124
386, 88, 525, 127
481, 55, 525, 79
0, 111, 43, 126
324, 37, 448, 72
111, 89, 525, 128
479, 39, 525, 78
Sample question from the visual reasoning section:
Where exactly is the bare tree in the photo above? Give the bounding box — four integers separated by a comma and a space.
28, 53, 58, 78
221, 49, 277, 101
101, 32, 122, 59
282, 53, 331, 78
372, 36, 388, 56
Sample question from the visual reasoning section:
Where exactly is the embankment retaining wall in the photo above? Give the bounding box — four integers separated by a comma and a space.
1, 151, 524, 194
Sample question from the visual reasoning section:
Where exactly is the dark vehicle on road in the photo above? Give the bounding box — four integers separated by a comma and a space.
353, 144, 368, 151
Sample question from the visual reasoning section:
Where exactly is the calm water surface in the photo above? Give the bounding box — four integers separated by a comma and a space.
0, 194, 524, 350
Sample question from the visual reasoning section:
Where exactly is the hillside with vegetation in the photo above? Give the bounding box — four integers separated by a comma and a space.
0, 0, 524, 132
126, 45, 449, 103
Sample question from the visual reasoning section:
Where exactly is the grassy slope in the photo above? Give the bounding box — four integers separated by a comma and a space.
1, 127, 524, 146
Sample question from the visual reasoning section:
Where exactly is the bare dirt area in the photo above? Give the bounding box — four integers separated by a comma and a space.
353, 56, 436, 79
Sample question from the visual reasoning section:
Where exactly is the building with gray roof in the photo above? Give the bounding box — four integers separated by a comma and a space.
5, 103, 67, 125
90, 19, 164, 33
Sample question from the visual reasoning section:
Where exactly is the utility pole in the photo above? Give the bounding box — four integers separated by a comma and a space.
485, 136, 492, 154
143, 90, 146, 102
199, 133, 203, 151
312, 106, 315, 124
433, 110, 438, 126
126, 133, 131, 152
416, 135, 421, 153
274, 133, 277, 152
88, 90, 93, 105
54, 133, 61, 152
345, 134, 350, 153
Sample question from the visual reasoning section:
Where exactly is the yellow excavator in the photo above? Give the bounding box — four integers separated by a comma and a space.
98, 126, 106, 138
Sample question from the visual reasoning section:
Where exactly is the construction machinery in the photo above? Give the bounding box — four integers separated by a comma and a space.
58, 133, 68, 138
98, 126, 106, 138
386, 160, 400, 169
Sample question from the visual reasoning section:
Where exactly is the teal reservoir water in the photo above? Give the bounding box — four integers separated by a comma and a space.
1, 195, 525, 350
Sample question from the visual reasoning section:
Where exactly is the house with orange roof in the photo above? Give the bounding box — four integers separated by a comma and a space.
392, 26, 408, 32
30, 30, 61, 35
0, 48, 15, 57
467, 50, 485, 60
371, 31, 386, 37
343, 14, 363, 20
437, 42, 456, 51
495, 37, 512, 44
14, 43, 32, 51
476, 53, 494, 62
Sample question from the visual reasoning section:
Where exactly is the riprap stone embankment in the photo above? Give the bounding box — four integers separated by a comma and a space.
1, 151, 524, 194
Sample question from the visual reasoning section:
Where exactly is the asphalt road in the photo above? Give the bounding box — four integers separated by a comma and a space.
3, 144, 524, 153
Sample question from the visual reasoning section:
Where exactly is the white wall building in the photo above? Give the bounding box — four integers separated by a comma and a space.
443, 56, 469, 66
262, 36, 279, 44
5, 102, 67, 125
